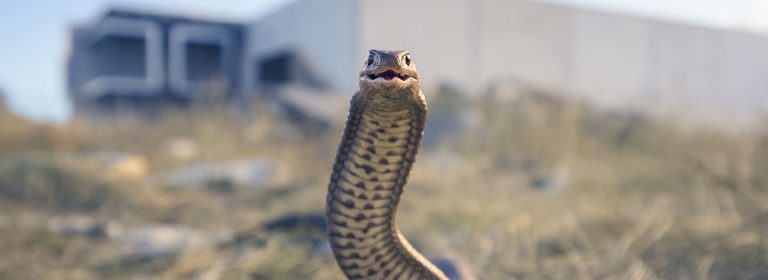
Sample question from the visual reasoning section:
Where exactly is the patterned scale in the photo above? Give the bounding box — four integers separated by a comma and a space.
327, 49, 448, 280
327, 97, 444, 280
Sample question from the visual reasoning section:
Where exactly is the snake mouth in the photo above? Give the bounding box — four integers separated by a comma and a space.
366, 70, 410, 81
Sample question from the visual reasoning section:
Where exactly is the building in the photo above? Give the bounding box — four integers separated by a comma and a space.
69, 1, 768, 124
67, 9, 245, 117
248, 0, 768, 125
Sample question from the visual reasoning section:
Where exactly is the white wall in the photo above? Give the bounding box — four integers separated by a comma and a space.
247, 0, 359, 94
648, 22, 726, 119
569, 8, 654, 108
721, 31, 768, 121
252, 0, 768, 124
475, 0, 572, 94
566, 7, 768, 123
359, 0, 472, 93
473, 0, 768, 124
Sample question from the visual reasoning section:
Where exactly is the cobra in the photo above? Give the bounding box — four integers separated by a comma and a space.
325, 50, 448, 279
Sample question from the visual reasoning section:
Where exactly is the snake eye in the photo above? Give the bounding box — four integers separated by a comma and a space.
403, 54, 411, 66
366, 53, 375, 66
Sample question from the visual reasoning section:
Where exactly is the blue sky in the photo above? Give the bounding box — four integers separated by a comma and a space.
1, 0, 767, 122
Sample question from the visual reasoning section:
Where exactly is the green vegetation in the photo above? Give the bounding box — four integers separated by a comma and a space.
0, 90, 765, 279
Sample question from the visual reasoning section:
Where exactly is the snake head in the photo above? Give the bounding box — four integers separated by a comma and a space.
359, 50, 420, 91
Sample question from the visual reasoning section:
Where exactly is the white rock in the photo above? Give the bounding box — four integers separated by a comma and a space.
48, 215, 122, 238
166, 158, 271, 188
118, 225, 209, 256
85, 151, 148, 180
164, 138, 199, 161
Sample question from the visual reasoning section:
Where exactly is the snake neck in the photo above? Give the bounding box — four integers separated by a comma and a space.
326, 91, 447, 279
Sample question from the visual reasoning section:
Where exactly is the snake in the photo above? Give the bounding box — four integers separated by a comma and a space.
325, 50, 449, 280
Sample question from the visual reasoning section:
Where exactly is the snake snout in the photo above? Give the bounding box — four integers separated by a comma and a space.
366, 70, 409, 81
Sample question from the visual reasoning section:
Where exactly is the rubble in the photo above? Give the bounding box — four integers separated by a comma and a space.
166, 158, 271, 189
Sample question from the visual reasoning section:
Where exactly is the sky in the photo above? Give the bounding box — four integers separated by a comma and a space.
1, 0, 768, 122
548, 0, 768, 30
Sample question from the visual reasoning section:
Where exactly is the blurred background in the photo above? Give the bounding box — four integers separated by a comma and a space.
1, 0, 767, 279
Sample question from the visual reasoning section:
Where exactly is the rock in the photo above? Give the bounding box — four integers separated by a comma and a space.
530, 166, 570, 192
118, 225, 209, 256
432, 257, 477, 280
108, 155, 148, 180
273, 85, 348, 132
312, 239, 333, 256
424, 152, 468, 170
85, 151, 148, 180
232, 213, 326, 253
164, 138, 199, 161
166, 158, 270, 189
48, 215, 122, 238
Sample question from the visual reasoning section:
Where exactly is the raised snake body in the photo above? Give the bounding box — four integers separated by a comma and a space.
326, 50, 448, 279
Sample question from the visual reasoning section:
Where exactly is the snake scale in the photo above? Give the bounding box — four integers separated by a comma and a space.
326, 50, 449, 280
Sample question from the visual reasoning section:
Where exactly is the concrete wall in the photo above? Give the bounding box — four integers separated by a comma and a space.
474, 0, 573, 93
721, 32, 768, 120
168, 22, 243, 97
359, 0, 473, 93
472, 0, 768, 123
568, 7, 655, 108
68, 10, 245, 103
565, 7, 768, 122
247, 0, 359, 94
251, 0, 768, 123
68, 16, 165, 99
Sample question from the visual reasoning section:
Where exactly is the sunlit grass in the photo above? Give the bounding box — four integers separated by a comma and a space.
0, 90, 765, 279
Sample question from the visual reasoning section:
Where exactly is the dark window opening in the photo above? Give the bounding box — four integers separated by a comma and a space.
92, 35, 146, 77
186, 42, 223, 81
259, 54, 292, 84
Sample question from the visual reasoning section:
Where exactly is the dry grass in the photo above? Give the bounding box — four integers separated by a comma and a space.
0, 90, 766, 279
